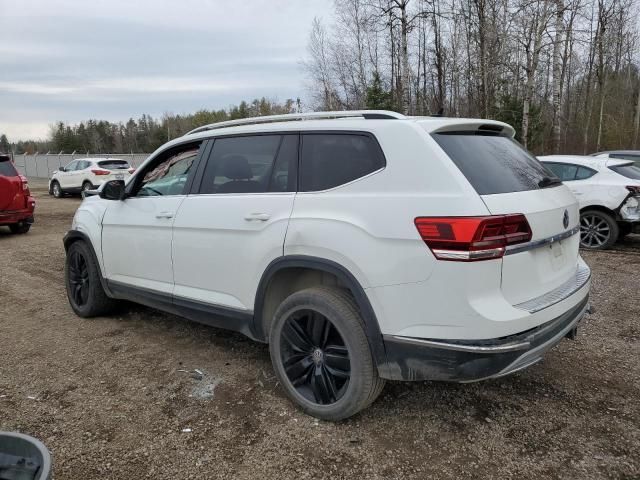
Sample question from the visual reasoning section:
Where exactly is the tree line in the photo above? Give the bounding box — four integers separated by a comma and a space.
304, 0, 640, 154
2, 98, 300, 155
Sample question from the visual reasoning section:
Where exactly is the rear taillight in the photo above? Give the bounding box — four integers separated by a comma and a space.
626, 186, 640, 195
19, 175, 29, 192
128, 168, 135, 174
414, 214, 532, 261
91, 169, 110, 175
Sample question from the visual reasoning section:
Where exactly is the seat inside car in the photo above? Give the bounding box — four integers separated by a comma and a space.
216, 154, 261, 193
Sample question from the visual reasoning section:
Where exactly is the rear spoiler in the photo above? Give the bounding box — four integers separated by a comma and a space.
428, 121, 516, 138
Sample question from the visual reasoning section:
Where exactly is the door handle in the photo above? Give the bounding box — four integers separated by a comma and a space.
156, 212, 174, 219
244, 213, 270, 221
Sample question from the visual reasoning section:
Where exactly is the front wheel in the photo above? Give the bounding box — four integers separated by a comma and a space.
65, 241, 117, 317
269, 286, 384, 421
51, 181, 62, 198
580, 210, 619, 249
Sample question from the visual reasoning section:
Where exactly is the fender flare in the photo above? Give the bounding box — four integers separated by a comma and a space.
253, 255, 389, 372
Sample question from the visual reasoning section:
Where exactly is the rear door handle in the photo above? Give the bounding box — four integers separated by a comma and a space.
156, 212, 174, 219
244, 213, 270, 221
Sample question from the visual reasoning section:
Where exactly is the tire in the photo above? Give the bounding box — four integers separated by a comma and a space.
9, 222, 31, 234
82, 181, 93, 193
51, 181, 63, 198
269, 286, 385, 421
580, 210, 619, 249
65, 241, 117, 317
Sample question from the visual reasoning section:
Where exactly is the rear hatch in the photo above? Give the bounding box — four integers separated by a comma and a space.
97, 159, 132, 181
0, 157, 25, 211
432, 129, 580, 305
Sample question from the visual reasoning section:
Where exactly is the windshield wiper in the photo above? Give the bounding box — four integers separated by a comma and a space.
538, 176, 562, 188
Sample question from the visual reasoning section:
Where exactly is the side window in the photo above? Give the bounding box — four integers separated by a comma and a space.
133, 143, 202, 197
575, 167, 597, 180
544, 162, 577, 181
64, 161, 78, 171
268, 135, 298, 192
199, 135, 290, 194
77, 161, 90, 170
300, 134, 385, 192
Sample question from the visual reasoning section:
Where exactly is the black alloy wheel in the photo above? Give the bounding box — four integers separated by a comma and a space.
67, 249, 90, 308
280, 309, 351, 405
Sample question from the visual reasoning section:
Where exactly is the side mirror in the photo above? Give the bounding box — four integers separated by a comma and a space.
100, 180, 126, 200
59, 167, 66, 172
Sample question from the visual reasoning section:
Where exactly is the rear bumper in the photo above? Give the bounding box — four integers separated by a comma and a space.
379, 296, 590, 382
0, 201, 35, 226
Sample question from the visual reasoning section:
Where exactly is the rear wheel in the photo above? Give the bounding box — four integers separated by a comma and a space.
82, 181, 93, 193
9, 222, 31, 234
51, 181, 62, 198
65, 241, 117, 317
269, 286, 384, 421
580, 210, 619, 249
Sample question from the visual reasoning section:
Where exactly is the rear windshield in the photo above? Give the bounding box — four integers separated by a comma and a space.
0, 158, 18, 177
432, 132, 556, 195
98, 160, 130, 170
609, 163, 640, 180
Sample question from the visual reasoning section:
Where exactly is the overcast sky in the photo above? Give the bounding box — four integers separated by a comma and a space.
0, 0, 333, 140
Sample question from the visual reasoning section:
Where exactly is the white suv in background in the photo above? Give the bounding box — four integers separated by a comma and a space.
64, 111, 591, 420
540, 155, 640, 249
49, 158, 134, 197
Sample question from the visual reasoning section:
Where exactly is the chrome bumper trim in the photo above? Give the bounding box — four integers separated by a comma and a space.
385, 335, 530, 354
505, 225, 580, 255
514, 263, 591, 313
485, 301, 589, 381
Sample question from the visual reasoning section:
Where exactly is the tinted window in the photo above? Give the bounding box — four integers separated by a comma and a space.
136, 144, 201, 197
544, 162, 578, 181
268, 135, 298, 192
609, 164, 640, 180
433, 133, 555, 195
199, 135, 294, 194
0, 158, 17, 176
99, 160, 130, 170
575, 166, 597, 180
300, 134, 385, 192
610, 153, 640, 161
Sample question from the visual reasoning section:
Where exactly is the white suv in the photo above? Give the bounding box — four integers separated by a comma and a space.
64, 111, 591, 420
540, 155, 640, 249
49, 158, 134, 197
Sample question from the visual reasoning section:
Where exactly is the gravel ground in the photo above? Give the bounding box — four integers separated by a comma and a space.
1, 180, 639, 479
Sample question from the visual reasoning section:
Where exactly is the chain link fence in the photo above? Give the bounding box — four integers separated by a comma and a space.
12, 153, 150, 179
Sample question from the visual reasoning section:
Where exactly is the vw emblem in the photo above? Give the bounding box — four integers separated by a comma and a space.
562, 209, 569, 229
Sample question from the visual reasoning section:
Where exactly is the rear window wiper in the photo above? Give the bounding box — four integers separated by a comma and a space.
538, 176, 562, 188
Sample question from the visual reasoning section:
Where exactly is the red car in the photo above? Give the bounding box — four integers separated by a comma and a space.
0, 154, 35, 234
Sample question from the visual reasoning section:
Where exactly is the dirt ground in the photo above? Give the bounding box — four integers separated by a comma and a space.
1, 180, 639, 479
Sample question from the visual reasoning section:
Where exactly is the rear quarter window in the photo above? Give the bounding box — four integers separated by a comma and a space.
432, 132, 555, 195
300, 133, 385, 191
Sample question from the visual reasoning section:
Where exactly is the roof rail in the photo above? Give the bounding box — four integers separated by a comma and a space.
184, 110, 406, 136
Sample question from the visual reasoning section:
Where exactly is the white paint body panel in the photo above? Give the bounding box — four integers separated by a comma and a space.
102, 196, 186, 294
539, 155, 640, 216
172, 193, 295, 311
